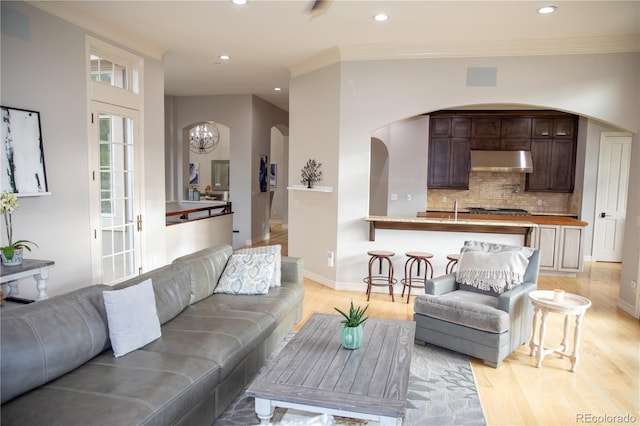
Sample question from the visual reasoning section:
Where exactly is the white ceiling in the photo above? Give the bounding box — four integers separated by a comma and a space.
33, 1, 640, 111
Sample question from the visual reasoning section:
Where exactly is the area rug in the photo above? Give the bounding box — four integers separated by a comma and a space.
214, 334, 486, 426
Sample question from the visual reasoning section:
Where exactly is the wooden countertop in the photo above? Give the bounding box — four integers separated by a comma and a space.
418, 212, 588, 227
365, 215, 537, 244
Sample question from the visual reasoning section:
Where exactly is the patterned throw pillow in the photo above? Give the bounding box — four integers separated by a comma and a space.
235, 244, 281, 287
214, 253, 276, 295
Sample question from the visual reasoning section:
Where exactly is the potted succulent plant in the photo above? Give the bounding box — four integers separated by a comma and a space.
334, 300, 369, 350
1, 191, 38, 266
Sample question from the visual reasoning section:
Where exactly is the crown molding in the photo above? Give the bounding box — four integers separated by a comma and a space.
291, 35, 640, 77
28, 1, 165, 61
289, 47, 342, 78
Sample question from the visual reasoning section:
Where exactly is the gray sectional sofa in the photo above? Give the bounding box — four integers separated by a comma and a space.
1, 244, 304, 425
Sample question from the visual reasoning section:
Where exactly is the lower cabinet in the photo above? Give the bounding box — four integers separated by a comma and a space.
533, 225, 584, 273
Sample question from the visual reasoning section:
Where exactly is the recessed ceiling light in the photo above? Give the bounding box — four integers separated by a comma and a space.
537, 5, 557, 14
232, 0, 247, 5
218, 54, 230, 60
274, 87, 282, 91
373, 13, 389, 22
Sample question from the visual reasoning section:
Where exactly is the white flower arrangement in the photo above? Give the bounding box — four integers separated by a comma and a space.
1, 191, 37, 261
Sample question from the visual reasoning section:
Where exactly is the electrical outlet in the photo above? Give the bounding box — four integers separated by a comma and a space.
406, 194, 412, 201
390, 193, 398, 201
442, 196, 448, 202
537, 199, 543, 206
631, 280, 637, 289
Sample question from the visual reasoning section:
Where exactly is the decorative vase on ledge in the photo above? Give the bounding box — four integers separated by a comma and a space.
1, 247, 23, 266
306, 180, 313, 189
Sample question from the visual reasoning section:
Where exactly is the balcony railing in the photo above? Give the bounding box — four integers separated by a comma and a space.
166, 202, 232, 226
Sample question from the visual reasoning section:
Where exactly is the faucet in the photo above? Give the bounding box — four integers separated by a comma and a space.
454, 200, 458, 221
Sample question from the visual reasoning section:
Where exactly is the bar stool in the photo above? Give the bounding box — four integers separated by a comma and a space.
364, 250, 397, 302
446, 253, 460, 274
401, 251, 434, 303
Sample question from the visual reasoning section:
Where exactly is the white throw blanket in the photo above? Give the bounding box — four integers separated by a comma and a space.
456, 249, 530, 293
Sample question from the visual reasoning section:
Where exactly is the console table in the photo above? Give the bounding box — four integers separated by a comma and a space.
1, 259, 55, 301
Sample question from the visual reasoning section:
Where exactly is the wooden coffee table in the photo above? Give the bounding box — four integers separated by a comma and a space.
246, 313, 416, 425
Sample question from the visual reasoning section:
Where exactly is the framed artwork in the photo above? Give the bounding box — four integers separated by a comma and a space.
259, 155, 268, 192
1, 106, 49, 194
189, 162, 199, 185
270, 163, 277, 187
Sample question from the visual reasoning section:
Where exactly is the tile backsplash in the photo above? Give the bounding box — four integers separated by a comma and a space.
426, 172, 579, 215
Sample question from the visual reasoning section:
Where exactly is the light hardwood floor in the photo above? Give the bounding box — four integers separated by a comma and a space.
250, 225, 640, 425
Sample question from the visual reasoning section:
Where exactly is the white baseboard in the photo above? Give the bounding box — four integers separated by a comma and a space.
303, 271, 398, 295
617, 298, 639, 319
304, 270, 336, 289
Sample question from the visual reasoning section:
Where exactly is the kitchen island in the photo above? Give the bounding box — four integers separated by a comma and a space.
365, 212, 588, 276
419, 211, 589, 274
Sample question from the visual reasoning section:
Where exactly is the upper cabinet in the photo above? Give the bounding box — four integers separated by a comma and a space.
428, 111, 578, 192
428, 117, 471, 189
526, 117, 577, 192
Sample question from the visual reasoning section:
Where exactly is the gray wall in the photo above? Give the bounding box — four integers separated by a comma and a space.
165, 94, 288, 247
1, 2, 166, 297
290, 52, 640, 315
371, 116, 429, 216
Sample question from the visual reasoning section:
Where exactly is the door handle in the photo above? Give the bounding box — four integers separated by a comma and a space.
600, 212, 609, 218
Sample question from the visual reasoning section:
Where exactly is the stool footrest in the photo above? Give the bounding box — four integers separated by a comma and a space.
364, 276, 398, 285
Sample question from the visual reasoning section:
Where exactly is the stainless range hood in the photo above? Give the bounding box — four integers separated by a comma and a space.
470, 150, 533, 173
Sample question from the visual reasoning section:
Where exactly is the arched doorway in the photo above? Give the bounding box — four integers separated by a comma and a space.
369, 137, 389, 216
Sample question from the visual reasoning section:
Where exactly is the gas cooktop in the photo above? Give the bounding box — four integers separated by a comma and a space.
467, 207, 531, 216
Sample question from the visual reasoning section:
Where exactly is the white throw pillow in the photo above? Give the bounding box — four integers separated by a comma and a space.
214, 253, 276, 295
235, 244, 281, 287
103, 279, 161, 357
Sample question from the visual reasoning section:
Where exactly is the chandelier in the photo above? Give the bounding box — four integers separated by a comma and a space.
189, 122, 220, 154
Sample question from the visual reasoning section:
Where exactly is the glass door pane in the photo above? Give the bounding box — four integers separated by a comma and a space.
93, 105, 140, 284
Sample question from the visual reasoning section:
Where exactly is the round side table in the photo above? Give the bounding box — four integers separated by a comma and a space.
528, 290, 592, 372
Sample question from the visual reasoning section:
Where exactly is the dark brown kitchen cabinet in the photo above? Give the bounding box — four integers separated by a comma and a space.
501, 117, 531, 150
501, 117, 532, 138
470, 117, 531, 150
526, 137, 576, 192
470, 138, 500, 150
532, 117, 575, 138
429, 111, 577, 191
471, 137, 529, 150
428, 116, 470, 189
428, 137, 470, 189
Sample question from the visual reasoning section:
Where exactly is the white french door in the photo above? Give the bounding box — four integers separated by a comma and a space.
592, 132, 631, 262
89, 102, 142, 284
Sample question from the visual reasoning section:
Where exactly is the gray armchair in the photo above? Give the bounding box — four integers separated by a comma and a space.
413, 242, 540, 368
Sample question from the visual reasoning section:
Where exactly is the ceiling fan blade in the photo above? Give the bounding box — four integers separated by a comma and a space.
309, 0, 333, 18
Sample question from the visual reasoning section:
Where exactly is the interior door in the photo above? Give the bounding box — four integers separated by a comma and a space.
593, 133, 631, 262
89, 102, 142, 284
